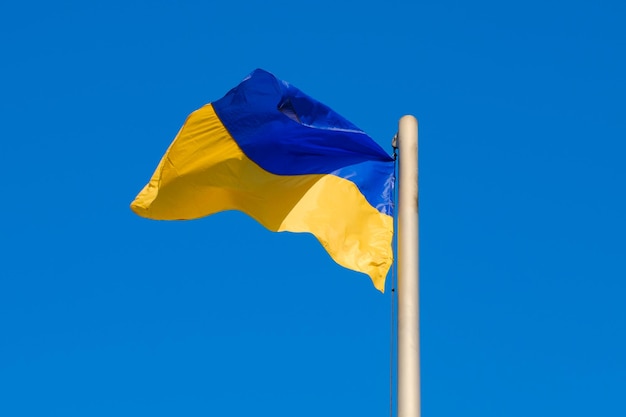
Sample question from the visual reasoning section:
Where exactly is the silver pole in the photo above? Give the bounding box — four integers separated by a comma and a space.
396, 115, 420, 417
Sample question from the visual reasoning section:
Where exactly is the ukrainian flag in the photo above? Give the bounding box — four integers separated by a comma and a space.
131, 69, 395, 291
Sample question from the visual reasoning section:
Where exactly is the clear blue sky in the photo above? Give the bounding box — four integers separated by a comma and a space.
1, 1, 625, 416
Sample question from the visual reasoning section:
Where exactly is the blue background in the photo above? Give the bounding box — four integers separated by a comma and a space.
1, 1, 624, 416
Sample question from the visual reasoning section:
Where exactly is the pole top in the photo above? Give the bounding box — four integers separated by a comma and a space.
396, 115, 418, 152
393, 116, 418, 150
399, 114, 418, 128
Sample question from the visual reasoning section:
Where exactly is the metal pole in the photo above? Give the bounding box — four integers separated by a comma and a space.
396, 115, 420, 417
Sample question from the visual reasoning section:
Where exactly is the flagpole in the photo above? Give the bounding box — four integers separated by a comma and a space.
396, 115, 420, 417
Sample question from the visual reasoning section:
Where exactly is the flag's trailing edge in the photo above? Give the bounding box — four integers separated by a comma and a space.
131, 69, 395, 291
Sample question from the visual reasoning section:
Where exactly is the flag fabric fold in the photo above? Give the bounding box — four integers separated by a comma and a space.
131, 69, 395, 291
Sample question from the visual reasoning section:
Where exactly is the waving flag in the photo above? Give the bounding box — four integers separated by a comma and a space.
131, 69, 395, 291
